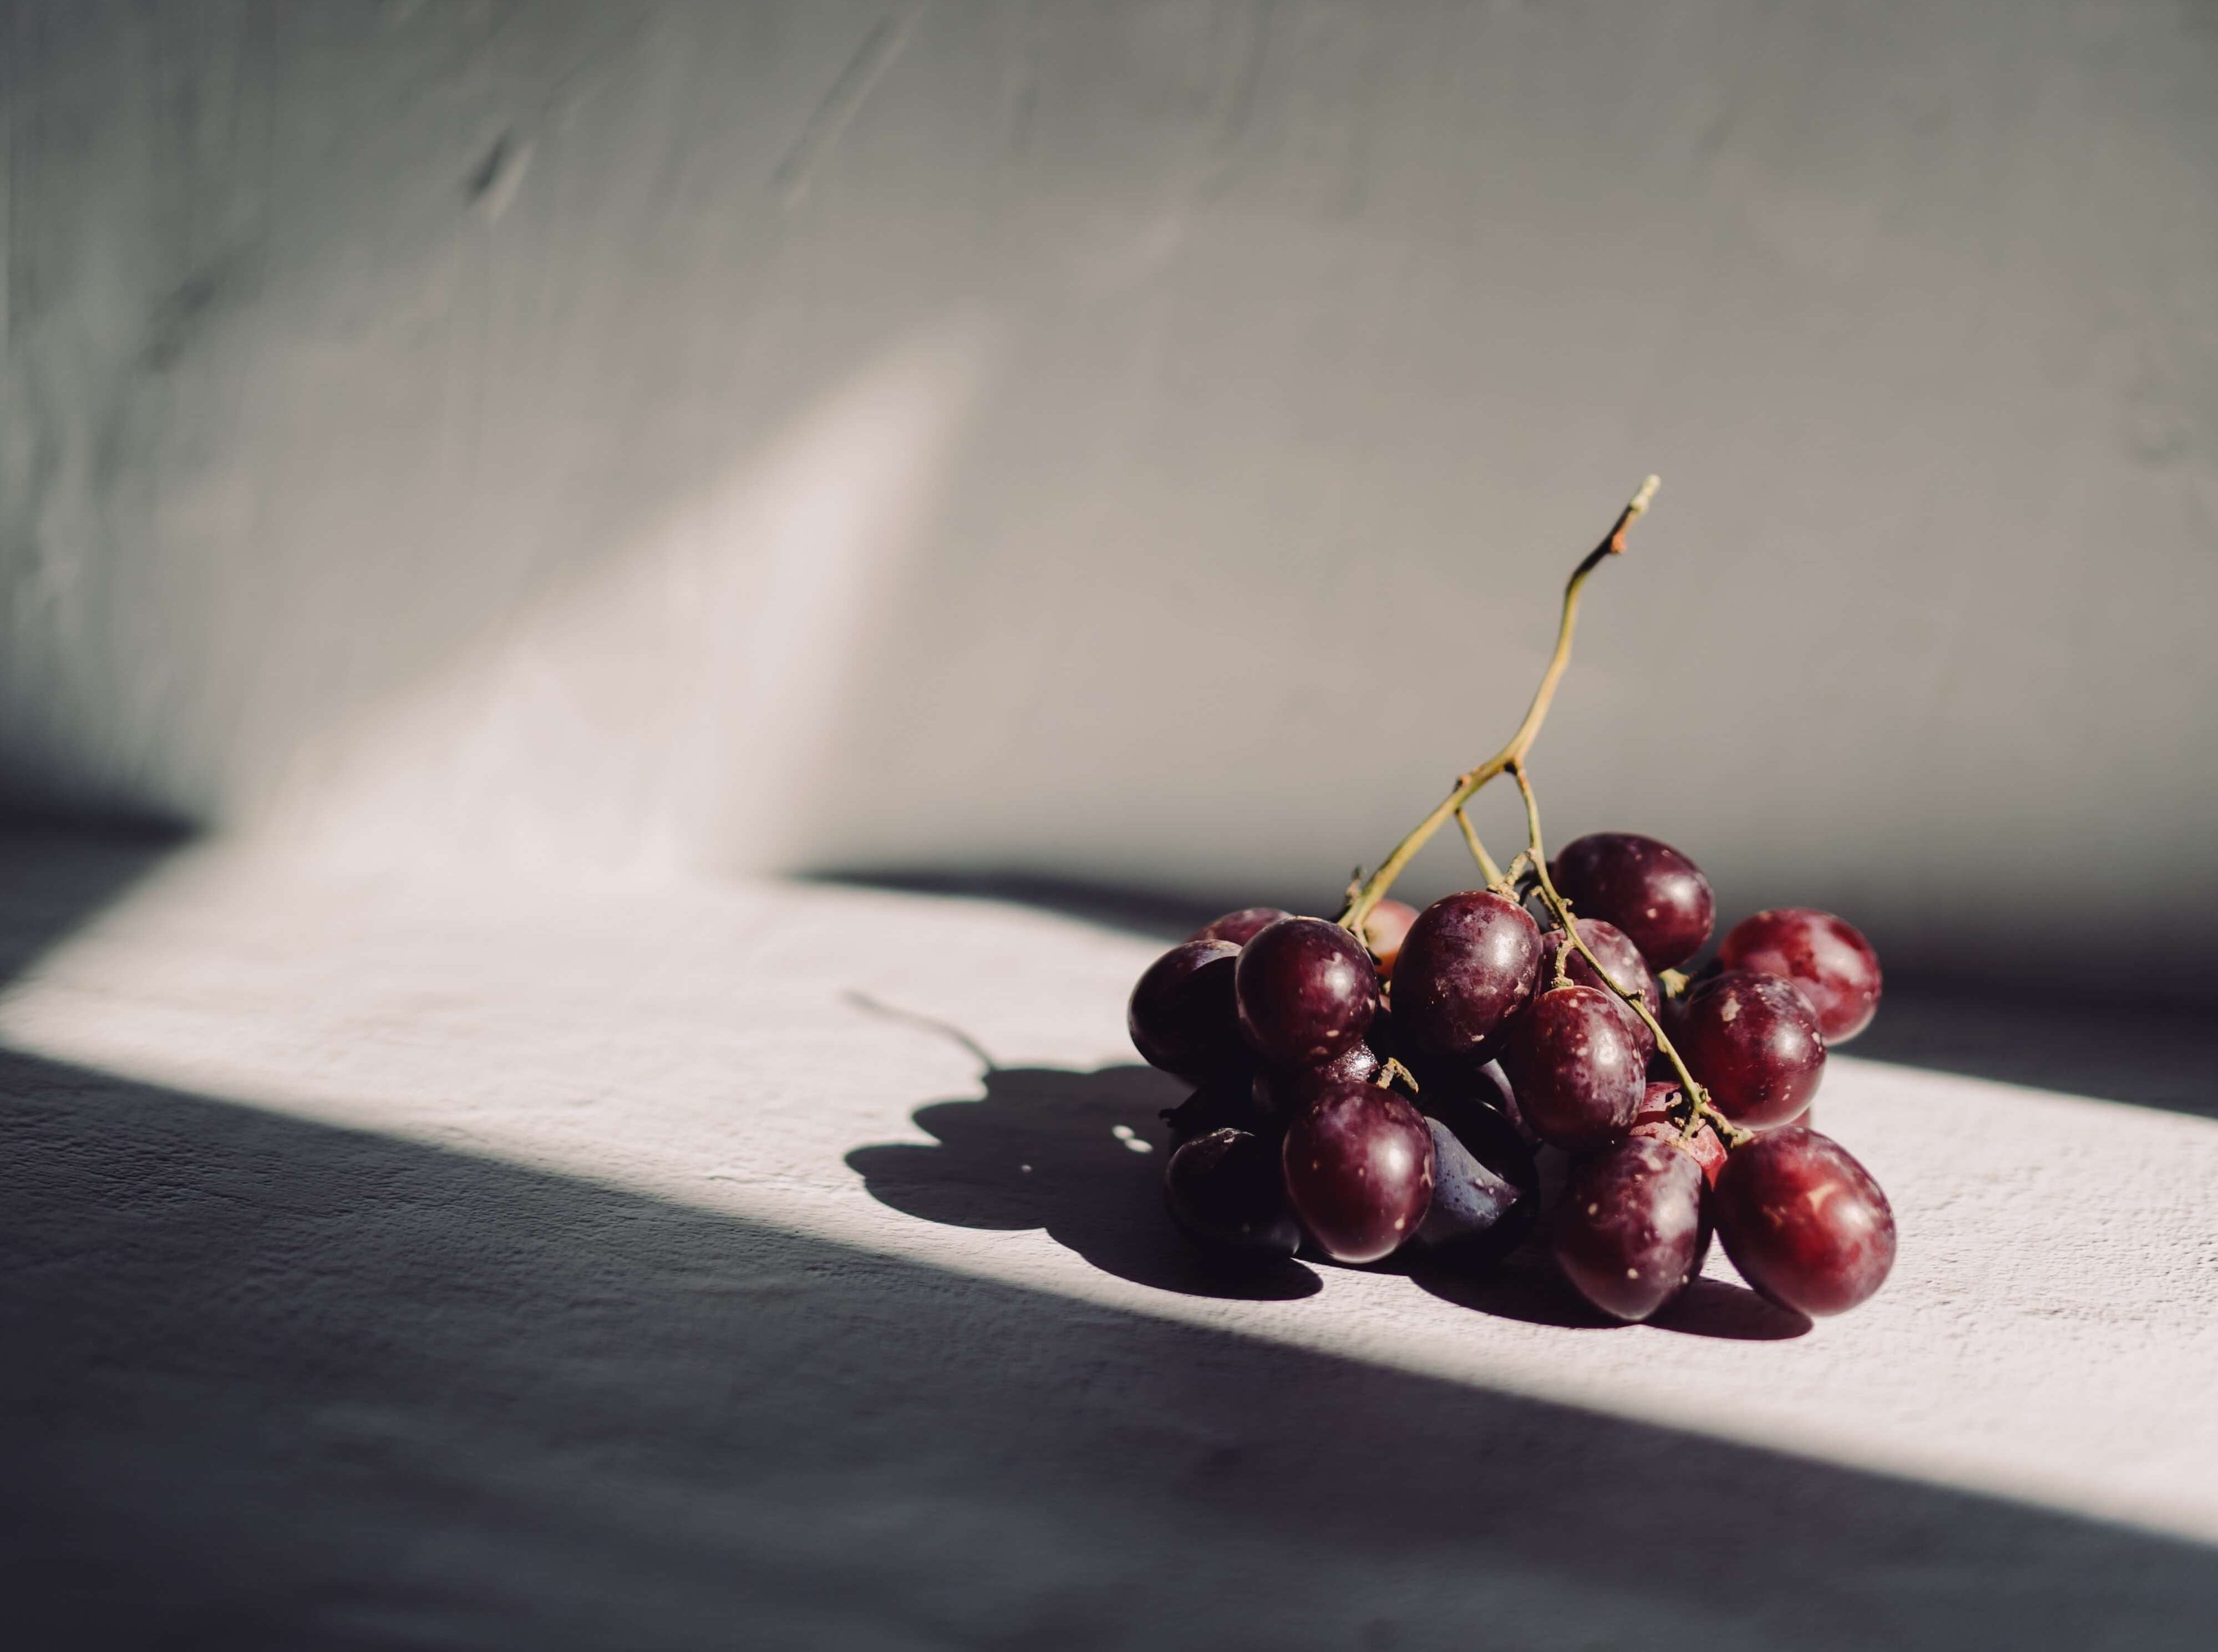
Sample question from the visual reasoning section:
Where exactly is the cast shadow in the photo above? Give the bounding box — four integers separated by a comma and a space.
1405, 1239, 1812, 1341
847, 1059, 1323, 1300
841, 1004, 1799, 1333
830, 874, 2218, 1126
1852, 972, 2218, 1121
0, 813, 190, 989
818, 869, 1225, 946
9, 1045, 2217, 1647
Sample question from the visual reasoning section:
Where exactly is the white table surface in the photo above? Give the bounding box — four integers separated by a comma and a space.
1, 828, 2212, 1649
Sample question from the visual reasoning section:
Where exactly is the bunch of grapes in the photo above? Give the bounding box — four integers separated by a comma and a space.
1126, 481, 1897, 1325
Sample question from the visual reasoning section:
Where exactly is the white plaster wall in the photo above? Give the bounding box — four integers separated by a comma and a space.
2, 1, 2214, 977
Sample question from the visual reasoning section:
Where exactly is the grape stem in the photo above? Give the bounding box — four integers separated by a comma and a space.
1505, 760, 1753, 1151
1338, 476, 1660, 934
1454, 808, 1504, 887
1378, 1056, 1422, 1097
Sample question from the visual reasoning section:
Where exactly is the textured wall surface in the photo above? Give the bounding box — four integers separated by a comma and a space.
2, 2, 2215, 979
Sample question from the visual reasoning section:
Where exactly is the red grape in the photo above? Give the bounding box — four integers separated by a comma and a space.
1361, 898, 1420, 983
1627, 1081, 1727, 1186
1552, 1136, 1711, 1322
1718, 907, 1883, 1043
1676, 970, 1825, 1129
1538, 918, 1659, 1061
1192, 906, 1293, 947
1234, 917, 1380, 1066
1550, 832, 1714, 969
1502, 984, 1645, 1151
1164, 1127, 1303, 1262
1128, 939, 1248, 1085
1392, 891, 1543, 1070
1712, 1127, 1895, 1316
1281, 1082, 1435, 1264
1251, 1041, 1380, 1122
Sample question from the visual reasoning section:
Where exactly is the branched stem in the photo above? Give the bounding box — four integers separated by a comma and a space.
1454, 808, 1504, 888
1339, 477, 1659, 933
1506, 761, 1750, 1150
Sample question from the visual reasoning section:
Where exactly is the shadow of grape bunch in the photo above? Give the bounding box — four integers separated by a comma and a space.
839, 1000, 1804, 1334
846, 1061, 1324, 1301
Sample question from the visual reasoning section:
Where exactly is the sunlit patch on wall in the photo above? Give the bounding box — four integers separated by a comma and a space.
250, 319, 999, 879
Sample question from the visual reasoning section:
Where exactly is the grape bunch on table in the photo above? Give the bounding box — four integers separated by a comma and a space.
1126, 480, 1896, 1326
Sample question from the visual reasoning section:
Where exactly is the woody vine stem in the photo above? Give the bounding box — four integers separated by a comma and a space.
1337, 475, 1748, 1148
1507, 761, 1749, 1148
1337, 474, 1659, 935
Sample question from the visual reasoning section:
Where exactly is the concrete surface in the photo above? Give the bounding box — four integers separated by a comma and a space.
3, 2, 2217, 979
2, 825, 2214, 1648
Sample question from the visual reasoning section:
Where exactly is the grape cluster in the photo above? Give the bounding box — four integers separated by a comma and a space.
1134, 864, 1895, 1323
1123, 478, 1899, 1326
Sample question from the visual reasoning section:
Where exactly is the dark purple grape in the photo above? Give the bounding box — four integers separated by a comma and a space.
1361, 898, 1419, 983
1393, 891, 1543, 1070
1415, 1059, 1523, 1148
1652, 958, 1718, 1049
1281, 1082, 1435, 1264
1129, 939, 1248, 1085
1480, 1061, 1544, 1148
1538, 918, 1659, 1061
1252, 1041, 1380, 1123
1712, 1127, 1895, 1316
1163, 1127, 1303, 1262
1502, 984, 1645, 1152
1192, 906, 1293, 947
1627, 1080, 1727, 1186
1413, 1102, 1538, 1268
1234, 917, 1379, 1067
1676, 969, 1825, 1129
1719, 907, 1883, 1044
1160, 1082, 1273, 1148
1365, 998, 1400, 1063
1549, 832, 1714, 969
1552, 1136, 1710, 1322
